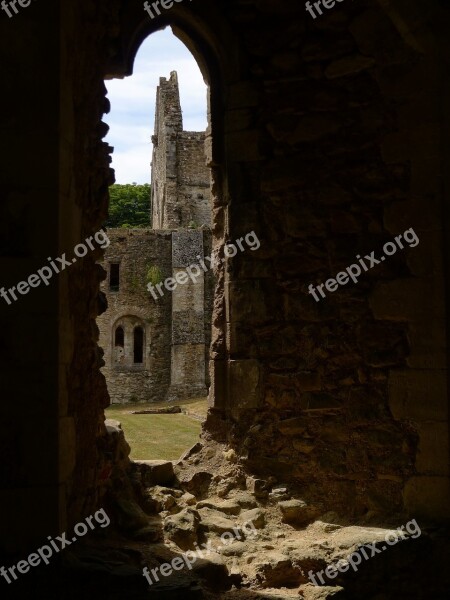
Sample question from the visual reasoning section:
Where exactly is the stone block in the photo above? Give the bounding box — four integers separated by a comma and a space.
277, 418, 306, 436
229, 359, 262, 409
388, 370, 448, 422
172, 311, 205, 344
240, 507, 265, 529
325, 54, 375, 79
227, 281, 270, 324
404, 476, 450, 521
228, 81, 259, 109
197, 507, 238, 534
172, 269, 205, 312
196, 499, 241, 515
407, 318, 447, 369
225, 130, 261, 162
208, 359, 227, 409
287, 114, 342, 144
134, 460, 175, 487
164, 507, 200, 550
191, 552, 231, 591
170, 344, 205, 388
278, 499, 318, 526
415, 422, 449, 476
172, 230, 204, 268
370, 279, 445, 321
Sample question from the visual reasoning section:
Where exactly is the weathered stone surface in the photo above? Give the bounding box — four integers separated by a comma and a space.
181, 492, 197, 506
248, 479, 271, 499
198, 507, 239, 535
131, 523, 163, 542
240, 508, 265, 529
233, 491, 258, 509
253, 552, 301, 588
105, 419, 130, 470
134, 460, 175, 487
197, 499, 241, 515
219, 541, 247, 557
5, 0, 450, 567
114, 497, 149, 533
300, 584, 346, 599
164, 508, 200, 550
278, 500, 319, 526
388, 370, 448, 422
277, 418, 306, 436
177, 471, 213, 498
191, 551, 231, 591
325, 54, 376, 79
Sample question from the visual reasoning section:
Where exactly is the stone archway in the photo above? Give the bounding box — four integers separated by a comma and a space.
2, 0, 450, 568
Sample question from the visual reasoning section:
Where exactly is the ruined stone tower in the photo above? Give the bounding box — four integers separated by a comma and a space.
97, 71, 213, 403
151, 71, 211, 230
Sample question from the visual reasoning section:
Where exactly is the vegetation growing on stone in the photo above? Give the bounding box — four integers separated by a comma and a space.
146, 264, 163, 287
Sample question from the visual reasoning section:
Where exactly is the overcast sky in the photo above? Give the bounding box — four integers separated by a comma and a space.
104, 27, 208, 184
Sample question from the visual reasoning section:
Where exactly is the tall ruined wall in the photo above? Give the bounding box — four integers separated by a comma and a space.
97, 229, 172, 403
204, 0, 450, 521
0, 0, 124, 548
150, 70, 211, 229
3, 0, 450, 561
151, 71, 183, 229
168, 230, 210, 400
177, 132, 212, 227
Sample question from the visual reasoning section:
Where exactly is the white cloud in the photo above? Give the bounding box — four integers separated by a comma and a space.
104, 28, 208, 184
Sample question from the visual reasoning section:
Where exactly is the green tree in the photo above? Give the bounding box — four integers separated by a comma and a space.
104, 183, 151, 228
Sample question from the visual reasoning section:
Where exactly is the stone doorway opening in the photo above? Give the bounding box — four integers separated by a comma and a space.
98, 27, 214, 464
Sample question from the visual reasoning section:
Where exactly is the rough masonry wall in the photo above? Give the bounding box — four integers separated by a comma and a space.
204, 0, 450, 520
0, 0, 61, 553
150, 71, 212, 230
3, 0, 450, 559
177, 132, 212, 227
151, 72, 183, 229
97, 229, 172, 403
169, 230, 209, 400
62, 0, 121, 529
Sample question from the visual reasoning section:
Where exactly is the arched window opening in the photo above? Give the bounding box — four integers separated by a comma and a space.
133, 327, 144, 364
114, 326, 124, 347
99, 28, 209, 462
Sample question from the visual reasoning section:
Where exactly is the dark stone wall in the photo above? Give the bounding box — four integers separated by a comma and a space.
1, 0, 450, 559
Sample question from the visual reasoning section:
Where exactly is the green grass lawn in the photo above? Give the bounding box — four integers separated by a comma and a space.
105, 398, 206, 461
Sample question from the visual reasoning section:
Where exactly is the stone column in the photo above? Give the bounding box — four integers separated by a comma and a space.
167, 230, 208, 401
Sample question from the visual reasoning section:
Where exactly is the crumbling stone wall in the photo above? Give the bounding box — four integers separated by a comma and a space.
151, 71, 211, 229
97, 228, 213, 403
169, 230, 210, 401
107, 0, 450, 521
97, 229, 173, 403
177, 132, 212, 227
2, 0, 450, 558
98, 68, 213, 404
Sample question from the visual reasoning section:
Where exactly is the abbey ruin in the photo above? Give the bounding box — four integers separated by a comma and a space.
97, 71, 213, 403
2, 0, 450, 598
